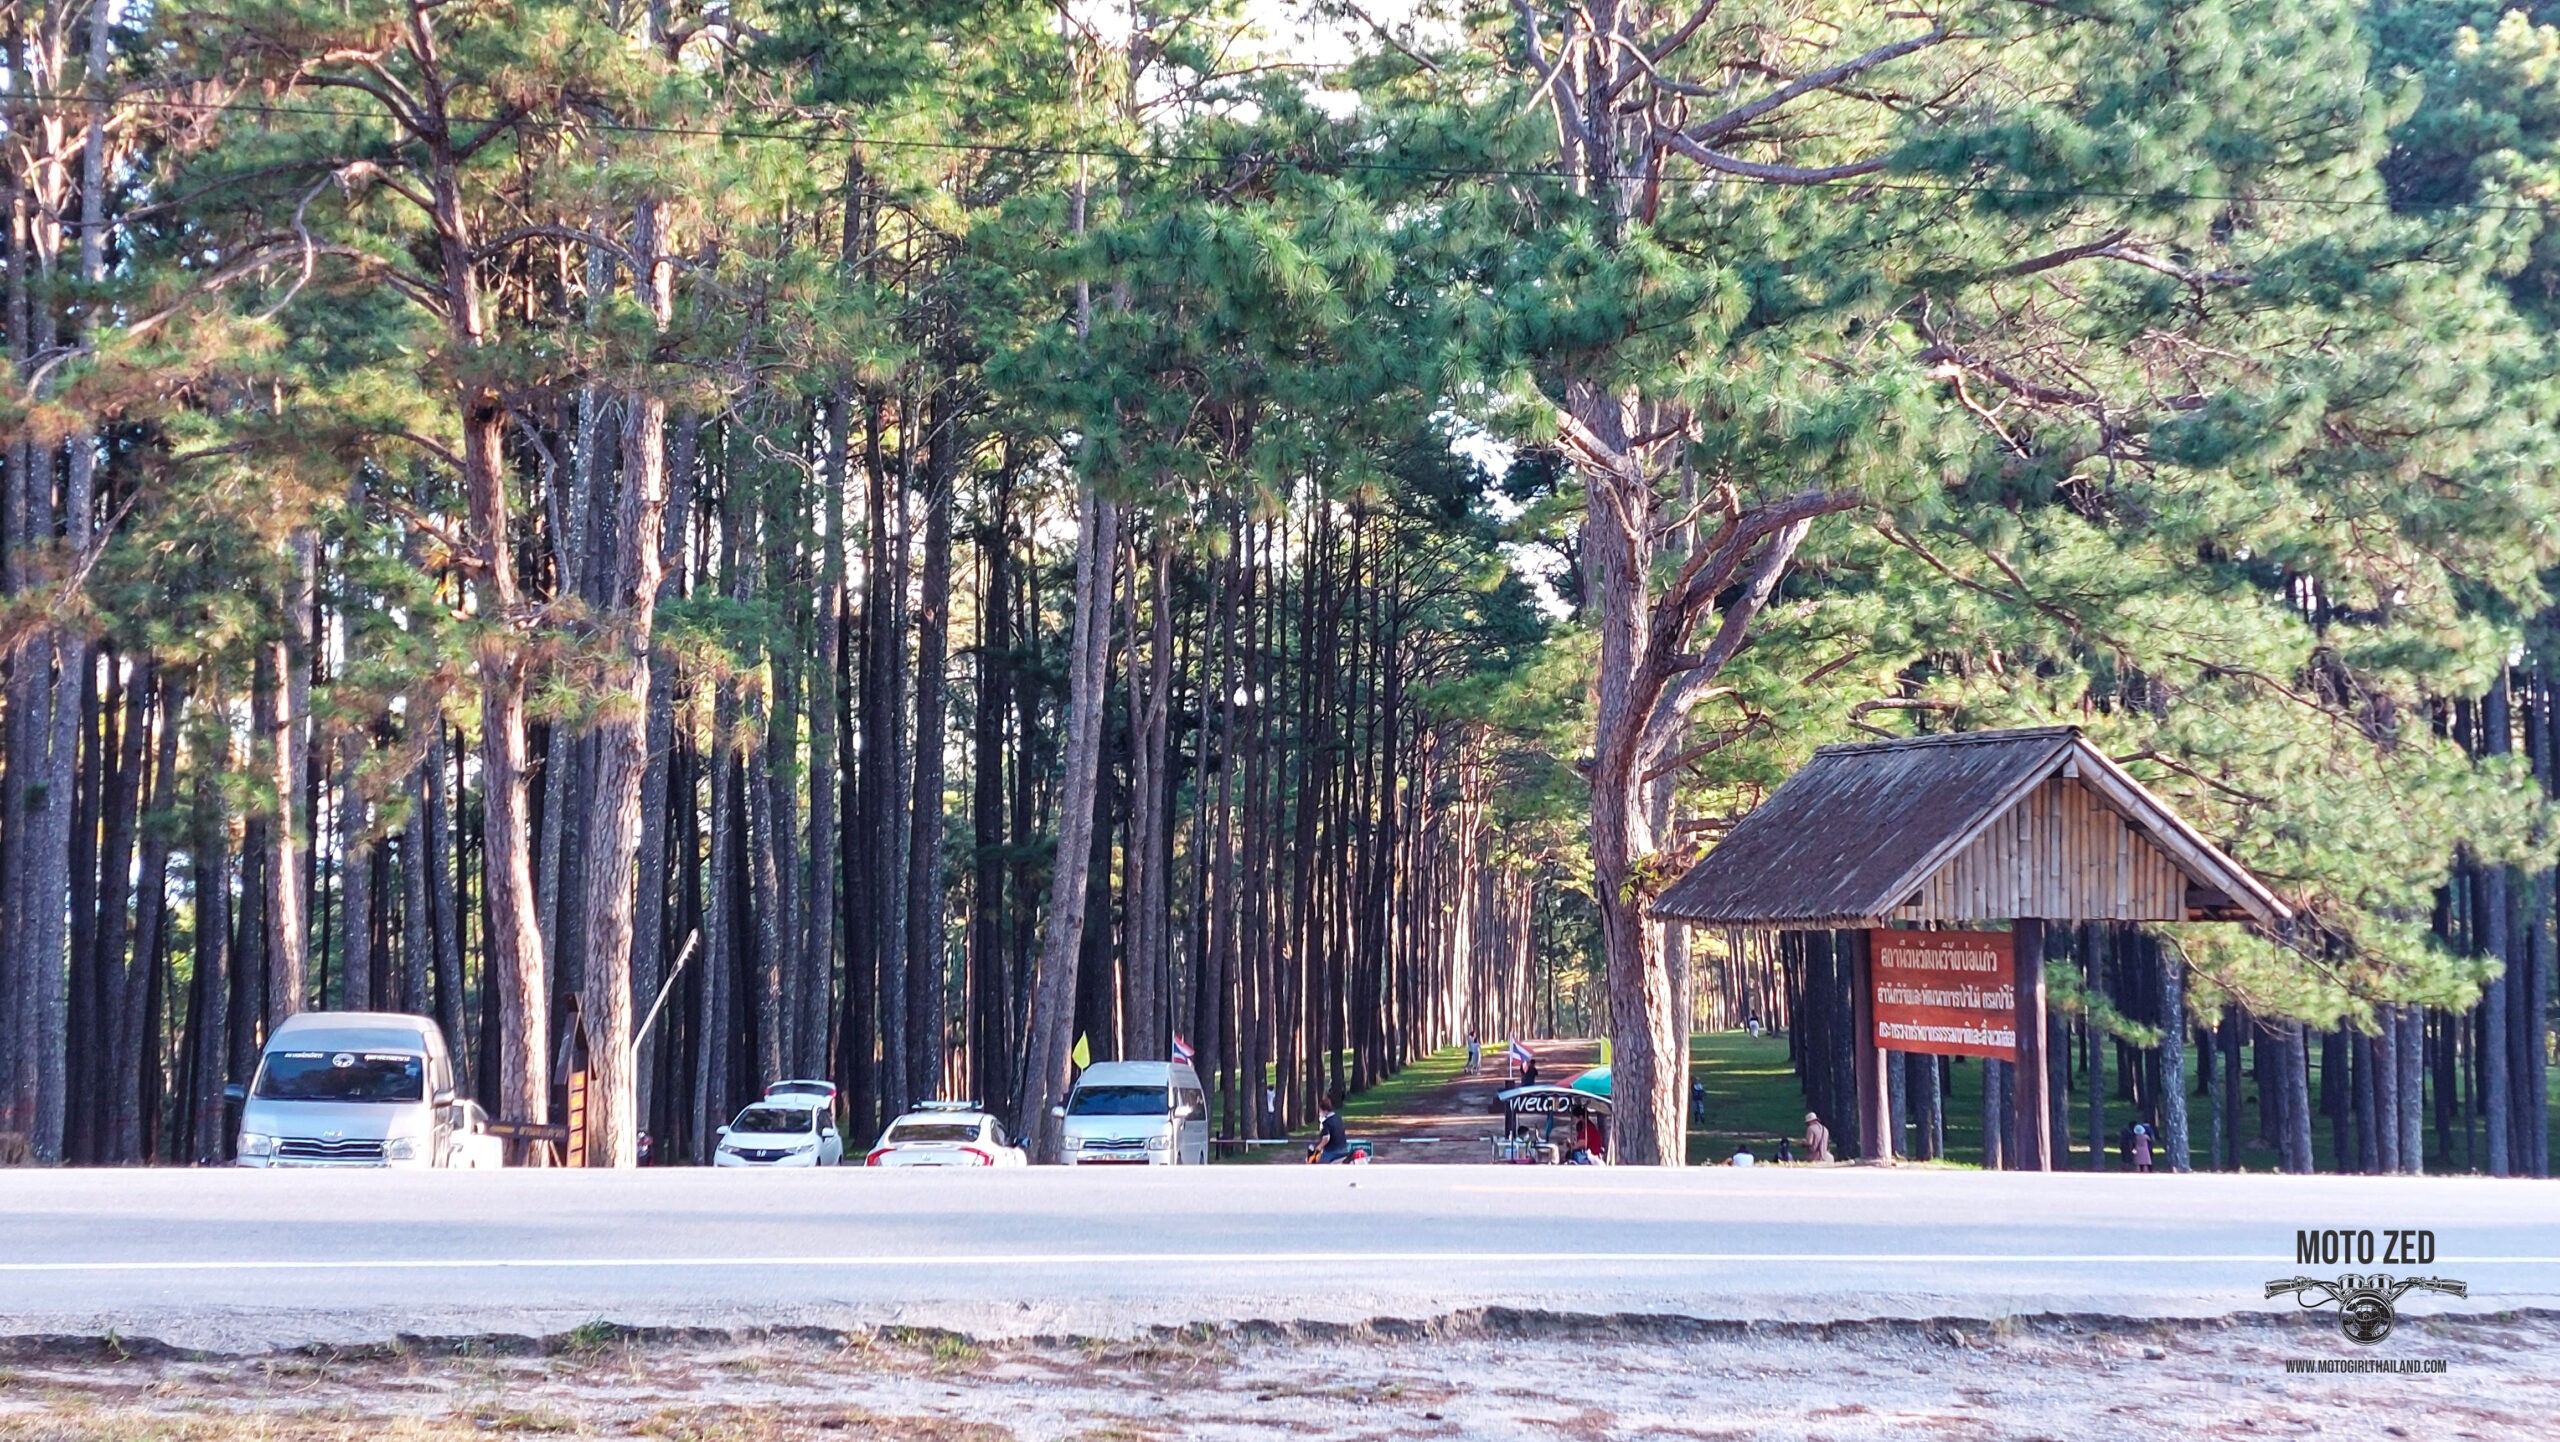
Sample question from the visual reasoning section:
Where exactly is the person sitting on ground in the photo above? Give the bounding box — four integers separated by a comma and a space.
1775, 1136, 1796, 1164
1803, 1111, 1832, 1163
1728, 1145, 1757, 1167
1311, 1091, 1352, 1164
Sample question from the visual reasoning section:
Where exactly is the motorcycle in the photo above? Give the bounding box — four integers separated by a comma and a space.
1305, 1138, 1374, 1164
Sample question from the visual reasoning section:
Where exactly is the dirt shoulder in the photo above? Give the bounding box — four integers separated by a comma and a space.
1, 1309, 2547, 1441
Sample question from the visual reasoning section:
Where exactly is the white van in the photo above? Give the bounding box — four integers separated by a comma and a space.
232, 1011, 497, 1168
1051, 1059, 1211, 1165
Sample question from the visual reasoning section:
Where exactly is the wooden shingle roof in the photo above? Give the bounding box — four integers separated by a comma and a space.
1649, 727, 2291, 929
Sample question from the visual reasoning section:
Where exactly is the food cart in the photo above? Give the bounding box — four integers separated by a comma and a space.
1492, 1083, 1612, 1163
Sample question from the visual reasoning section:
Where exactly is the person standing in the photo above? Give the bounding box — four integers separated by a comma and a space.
1465, 1034, 1481, 1075
1804, 1111, 1832, 1163
2131, 1122, 2155, 1173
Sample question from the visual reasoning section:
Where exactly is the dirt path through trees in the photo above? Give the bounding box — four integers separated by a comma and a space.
1339, 1039, 1602, 1165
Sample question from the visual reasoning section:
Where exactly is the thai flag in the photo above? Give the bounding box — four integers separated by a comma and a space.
1172, 1034, 1195, 1066
1507, 1040, 1533, 1068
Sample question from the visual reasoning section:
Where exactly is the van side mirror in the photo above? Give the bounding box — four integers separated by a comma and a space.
1173, 1104, 1196, 1119
1049, 1105, 1066, 1119
432, 1087, 456, 1107
222, 1083, 245, 1104
716, 1125, 730, 1136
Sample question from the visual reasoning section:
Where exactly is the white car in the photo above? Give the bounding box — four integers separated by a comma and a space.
712, 1094, 842, 1167
866, 1103, 1028, 1167
449, 1100, 506, 1169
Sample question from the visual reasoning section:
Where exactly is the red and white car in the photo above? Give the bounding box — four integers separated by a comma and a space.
866, 1102, 1028, 1167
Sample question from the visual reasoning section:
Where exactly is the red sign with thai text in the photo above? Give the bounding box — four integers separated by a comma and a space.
1870, 930, 2017, 1060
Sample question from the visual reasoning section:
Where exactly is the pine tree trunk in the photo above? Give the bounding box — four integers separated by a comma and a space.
2360, 1019, 2388, 1173
188, 721, 235, 1164
337, 725, 374, 1013
696, 687, 739, 1153
577, 200, 673, 1167
2281, 1021, 2316, 1173
635, 409, 696, 1135
1016, 489, 1119, 1156
967, 468, 1012, 1117
859, 390, 912, 1122
1983, 1056, 2007, 1170
403, 774, 433, 1016
2086, 928, 2106, 1170
905, 402, 955, 1101
2395, 1002, 2426, 1175
119, 672, 180, 1163
2156, 936, 2189, 1170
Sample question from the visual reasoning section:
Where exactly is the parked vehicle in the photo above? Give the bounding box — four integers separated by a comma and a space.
713, 1092, 842, 1167
232, 1011, 490, 1168
866, 1102, 1027, 1167
448, 1100, 506, 1169
1050, 1060, 1211, 1165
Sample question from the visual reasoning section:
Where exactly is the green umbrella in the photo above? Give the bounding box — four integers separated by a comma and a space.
1569, 1065, 1611, 1098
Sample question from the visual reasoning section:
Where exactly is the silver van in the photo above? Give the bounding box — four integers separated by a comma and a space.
1051, 1059, 1211, 1165
232, 1011, 495, 1168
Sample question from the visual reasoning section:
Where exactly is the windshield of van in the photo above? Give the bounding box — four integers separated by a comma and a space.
254, 1051, 424, 1103
1067, 1085, 1167, 1117
730, 1105, 816, 1135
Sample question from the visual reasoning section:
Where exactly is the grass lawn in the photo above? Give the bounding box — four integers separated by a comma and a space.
1213, 1044, 1477, 1163
1684, 1028, 2560, 1173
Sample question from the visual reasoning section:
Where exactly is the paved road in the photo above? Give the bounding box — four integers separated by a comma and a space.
4, 1166, 2552, 1351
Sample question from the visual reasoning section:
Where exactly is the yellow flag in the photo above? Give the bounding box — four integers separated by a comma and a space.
1072, 1033, 1091, 1070
1600, 1037, 1613, 1066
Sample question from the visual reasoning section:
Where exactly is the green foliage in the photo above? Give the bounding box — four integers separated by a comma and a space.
40, 0, 2560, 1043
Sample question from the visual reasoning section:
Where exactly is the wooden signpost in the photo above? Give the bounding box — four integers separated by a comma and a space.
1869, 930, 2017, 1059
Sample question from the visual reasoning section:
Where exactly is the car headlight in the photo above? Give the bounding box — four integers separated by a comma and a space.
1062, 1135, 1083, 1149
1145, 1134, 1171, 1150
383, 1135, 421, 1162
238, 1132, 277, 1158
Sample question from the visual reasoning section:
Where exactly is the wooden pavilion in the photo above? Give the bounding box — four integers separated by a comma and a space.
1652, 727, 2291, 1168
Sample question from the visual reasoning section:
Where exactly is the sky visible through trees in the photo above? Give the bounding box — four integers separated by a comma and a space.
0, 0, 2553, 1174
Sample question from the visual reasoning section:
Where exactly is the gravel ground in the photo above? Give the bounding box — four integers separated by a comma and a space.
0, 1309, 2550, 1441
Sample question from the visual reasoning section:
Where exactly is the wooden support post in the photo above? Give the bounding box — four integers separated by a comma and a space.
2012, 917, 2052, 1170
1848, 928, 1892, 1164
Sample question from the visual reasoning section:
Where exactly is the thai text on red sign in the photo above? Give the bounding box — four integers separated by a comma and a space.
1869, 929, 2018, 1060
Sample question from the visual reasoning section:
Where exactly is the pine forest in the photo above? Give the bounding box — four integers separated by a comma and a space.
1, 0, 2557, 1175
